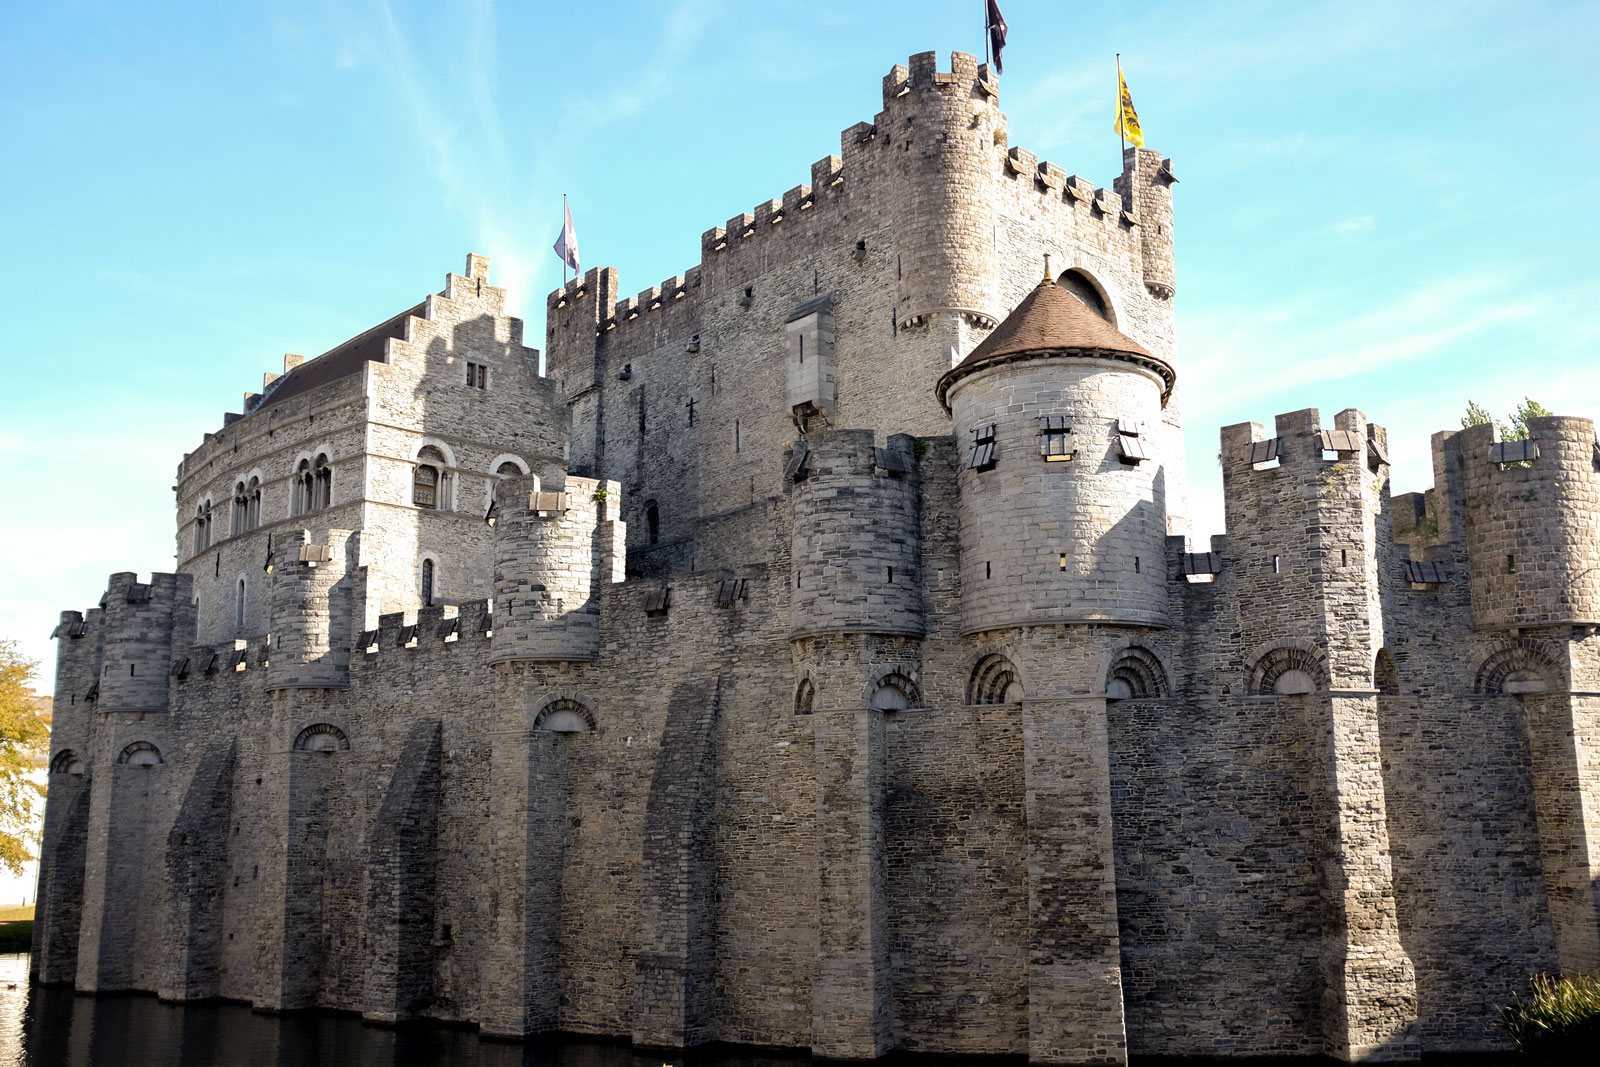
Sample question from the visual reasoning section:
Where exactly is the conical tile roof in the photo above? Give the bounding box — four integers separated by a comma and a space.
935, 279, 1175, 411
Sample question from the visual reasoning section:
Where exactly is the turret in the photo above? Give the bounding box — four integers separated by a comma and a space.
937, 276, 1176, 633
1114, 147, 1177, 300
267, 528, 360, 689
490, 472, 624, 663
1459, 415, 1600, 630
1218, 407, 1392, 688
788, 429, 923, 639
880, 51, 1006, 390
96, 571, 190, 713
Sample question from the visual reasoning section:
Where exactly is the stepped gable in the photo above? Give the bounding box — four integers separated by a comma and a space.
254, 302, 424, 410
935, 277, 1175, 411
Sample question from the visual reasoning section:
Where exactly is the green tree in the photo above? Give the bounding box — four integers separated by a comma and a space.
1461, 399, 1495, 430
1506, 397, 1554, 441
0, 641, 51, 875
1461, 397, 1553, 441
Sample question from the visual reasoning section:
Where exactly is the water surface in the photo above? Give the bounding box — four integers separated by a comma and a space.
0, 956, 1515, 1066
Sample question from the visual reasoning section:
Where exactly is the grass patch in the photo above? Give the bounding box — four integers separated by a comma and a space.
0, 920, 32, 953
1502, 973, 1600, 1057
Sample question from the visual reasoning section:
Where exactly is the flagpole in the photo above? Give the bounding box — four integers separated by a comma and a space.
1116, 54, 1126, 165
984, 3, 991, 69
562, 193, 569, 288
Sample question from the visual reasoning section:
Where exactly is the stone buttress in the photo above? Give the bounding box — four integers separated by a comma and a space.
1460, 415, 1600, 975
482, 470, 625, 1037
1220, 408, 1420, 1060
789, 428, 923, 1058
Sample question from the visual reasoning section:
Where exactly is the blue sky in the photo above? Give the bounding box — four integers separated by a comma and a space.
0, 0, 1596, 891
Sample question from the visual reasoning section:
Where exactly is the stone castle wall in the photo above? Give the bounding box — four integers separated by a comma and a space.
33, 48, 1600, 1067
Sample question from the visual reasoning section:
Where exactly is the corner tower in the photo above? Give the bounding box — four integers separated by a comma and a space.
937, 273, 1176, 632
880, 51, 1007, 394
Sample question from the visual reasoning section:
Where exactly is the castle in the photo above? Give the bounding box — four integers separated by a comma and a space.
30, 51, 1600, 1064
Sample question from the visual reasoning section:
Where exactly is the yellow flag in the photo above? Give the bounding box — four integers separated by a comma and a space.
1115, 68, 1144, 149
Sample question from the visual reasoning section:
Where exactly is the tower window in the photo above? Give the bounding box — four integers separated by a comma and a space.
645, 501, 660, 545
421, 558, 435, 607
235, 578, 246, 633
1056, 269, 1112, 323
414, 446, 450, 510
1273, 554, 1281, 574
735, 420, 741, 453
466, 362, 488, 388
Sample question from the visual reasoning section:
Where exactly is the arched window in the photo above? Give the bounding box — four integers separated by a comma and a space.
312, 454, 332, 511
292, 459, 313, 516
50, 749, 86, 776
246, 475, 261, 530
117, 741, 163, 767
1474, 641, 1561, 695
1105, 646, 1170, 700
1056, 269, 1112, 323
1252, 646, 1323, 696
293, 722, 350, 752
194, 499, 212, 553
868, 671, 919, 711
421, 558, 436, 607
233, 481, 249, 535
414, 446, 446, 510
646, 500, 660, 545
533, 697, 596, 733
967, 653, 1023, 705
235, 577, 246, 633
794, 678, 815, 715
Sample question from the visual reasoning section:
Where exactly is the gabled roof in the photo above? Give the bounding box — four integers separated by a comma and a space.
935, 279, 1175, 411
252, 302, 425, 412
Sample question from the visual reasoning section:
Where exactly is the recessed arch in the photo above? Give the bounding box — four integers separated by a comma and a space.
865, 667, 921, 711
531, 693, 597, 733
967, 652, 1023, 705
1106, 644, 1170, 700
1475, 641, 1562, 695
50, 749, 86, 776
1374, 649, 1399, 696
794, 677, 816, 715
117, 741, 163, 766
1252, 644, 1326, 696
293, 722, 351, 752
1055, 266, 1118, 326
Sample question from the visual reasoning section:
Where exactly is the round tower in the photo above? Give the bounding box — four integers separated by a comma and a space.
490, 472, 619, 663
97, 571, 187, 713
881, 51, 1005, 390
267, 529, 355, 689
936, 275, 1176, 634
1461, 415, 1600, 629
789, 430, 923, 639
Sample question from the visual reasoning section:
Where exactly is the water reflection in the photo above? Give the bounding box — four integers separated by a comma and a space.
0, 956, 809, 1067
0, 956, 1517, 1067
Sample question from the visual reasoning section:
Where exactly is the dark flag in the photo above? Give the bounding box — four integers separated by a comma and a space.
987, 0, 1008, 74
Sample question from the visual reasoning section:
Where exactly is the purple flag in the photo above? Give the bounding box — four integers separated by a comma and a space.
553, 200, 579, 275
987, 0, 1007, 74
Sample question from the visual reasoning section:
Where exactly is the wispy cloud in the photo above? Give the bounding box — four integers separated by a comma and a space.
1330, 214, 1375, 240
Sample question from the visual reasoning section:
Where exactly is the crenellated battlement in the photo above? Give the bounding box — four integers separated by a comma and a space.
1458, 415, 1600, 629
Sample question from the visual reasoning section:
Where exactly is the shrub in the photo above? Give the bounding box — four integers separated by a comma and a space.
1501, 973, 1600, 1057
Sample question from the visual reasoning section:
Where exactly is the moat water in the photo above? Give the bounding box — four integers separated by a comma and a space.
0, 955, 1516, 1066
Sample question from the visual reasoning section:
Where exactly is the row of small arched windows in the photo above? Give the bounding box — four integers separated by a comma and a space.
193, 453, 333, 555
